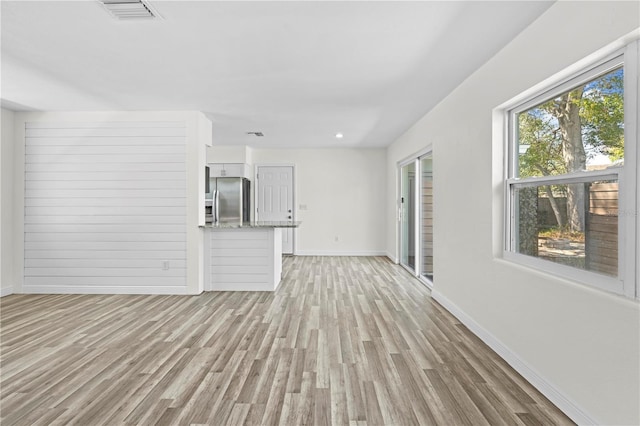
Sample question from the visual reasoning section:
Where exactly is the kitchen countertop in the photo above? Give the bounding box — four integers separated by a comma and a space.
201, 221, 301, 229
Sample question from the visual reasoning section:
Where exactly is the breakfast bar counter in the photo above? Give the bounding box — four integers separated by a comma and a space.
201, 222, 301, 291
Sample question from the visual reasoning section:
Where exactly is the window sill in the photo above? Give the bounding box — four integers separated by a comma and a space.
499, 251, 629, 298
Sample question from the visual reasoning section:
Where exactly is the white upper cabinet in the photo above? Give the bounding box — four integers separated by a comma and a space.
209, 163, 251, 179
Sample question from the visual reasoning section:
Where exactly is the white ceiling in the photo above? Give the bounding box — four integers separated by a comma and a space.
1, 1, 552, 148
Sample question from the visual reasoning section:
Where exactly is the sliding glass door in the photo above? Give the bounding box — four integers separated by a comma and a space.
400, 162, 416, 270
420, 155, 433, 281
399, 151, 434, 285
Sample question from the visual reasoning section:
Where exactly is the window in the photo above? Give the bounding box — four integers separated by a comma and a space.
504, 43, 637, 298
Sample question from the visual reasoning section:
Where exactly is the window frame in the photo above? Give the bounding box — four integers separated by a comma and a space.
503, 41, 638, 299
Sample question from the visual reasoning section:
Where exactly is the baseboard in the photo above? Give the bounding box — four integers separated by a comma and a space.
385, 252, 398, 263
431, 289, 598, 426
22, 286, 190, 295
295, 250, 387, 257
0, 286, 13, 297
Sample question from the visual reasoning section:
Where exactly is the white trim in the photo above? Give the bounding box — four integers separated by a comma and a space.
499, 36, 638, 299
394, 165, 400, 264
0, 287, 13, 297
396, 163, 402, 267
398, 161, 414, 271
418, 274, 433, 289
386, 252, 398, 263
431, 289, 600, 426
633, 40, 640, 300
397, 147, 433, 270
622, 40, 638, 299
510, 55, 624, 115
418, 152, 433, 284
413, 157, 420, 276
397, 148, 435, 281
22, 286, 191, 295
508, 169, 620, 187
295, 250, 387, 257
397, 146, 434, 167
492, 107, 508, 258
503, 251, 622, 295
494, 29, 639, 112
399, 262, 415, 277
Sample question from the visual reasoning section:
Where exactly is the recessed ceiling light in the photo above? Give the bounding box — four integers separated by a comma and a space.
335, 133, 344, 139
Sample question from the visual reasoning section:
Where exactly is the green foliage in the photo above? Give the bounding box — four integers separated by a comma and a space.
518, 111, 565, 177
517, 68, 624, 177
581, 71, 624, 161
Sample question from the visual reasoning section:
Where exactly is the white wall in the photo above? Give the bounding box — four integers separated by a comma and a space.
206, 145, 251, 164
1, 108, 15, 296
12, 111, 209, 295
386, 2, 639, 425
250, 148, 387, 255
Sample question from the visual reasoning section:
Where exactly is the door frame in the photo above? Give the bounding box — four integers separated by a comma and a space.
254, 163, 297, 255
398, 158, 418, 277
397, 146, 433, 288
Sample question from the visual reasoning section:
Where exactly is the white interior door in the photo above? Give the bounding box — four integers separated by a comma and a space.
257, 165, 294, 254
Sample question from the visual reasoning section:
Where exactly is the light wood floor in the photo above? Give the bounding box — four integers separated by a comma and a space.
1, 256, 573, 425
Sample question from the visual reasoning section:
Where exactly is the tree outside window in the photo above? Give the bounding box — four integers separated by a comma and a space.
511, 67, 623, 277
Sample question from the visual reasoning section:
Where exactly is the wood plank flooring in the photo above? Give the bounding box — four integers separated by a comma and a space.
0, 256, 573, 425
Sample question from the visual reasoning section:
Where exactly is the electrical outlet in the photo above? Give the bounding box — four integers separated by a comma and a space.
334, 236, 339, 242
162, 260, 170, 270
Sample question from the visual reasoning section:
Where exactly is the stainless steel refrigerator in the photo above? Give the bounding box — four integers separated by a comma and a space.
207, 177, 251, 224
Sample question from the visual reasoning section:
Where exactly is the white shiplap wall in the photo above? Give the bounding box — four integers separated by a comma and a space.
24, 121, 187, 294
208, 228, 282, 291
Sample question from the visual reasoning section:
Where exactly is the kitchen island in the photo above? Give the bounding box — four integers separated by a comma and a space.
202, 221, 301, 291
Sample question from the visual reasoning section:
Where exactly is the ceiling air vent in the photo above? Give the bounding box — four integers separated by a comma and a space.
98, 0, 159, 20
246, 132, 264, 137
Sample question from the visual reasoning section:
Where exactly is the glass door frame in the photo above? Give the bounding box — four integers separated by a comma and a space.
399, 160, 417, 274
398, 147, 434, 288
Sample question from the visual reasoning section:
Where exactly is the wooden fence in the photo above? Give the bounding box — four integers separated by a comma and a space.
422, 176, 433, 277
585, 182, 618, 276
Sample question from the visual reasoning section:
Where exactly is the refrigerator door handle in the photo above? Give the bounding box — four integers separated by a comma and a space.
214, 189, 219, 223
